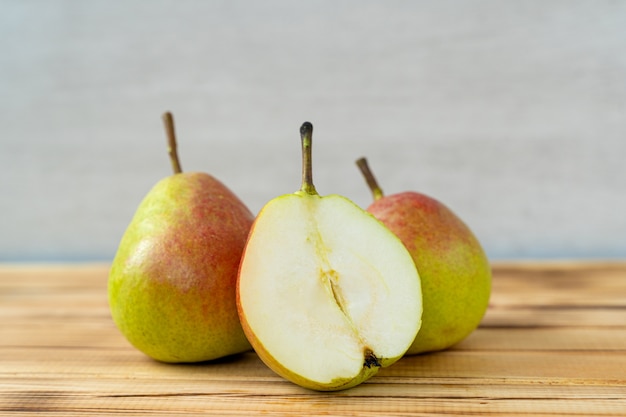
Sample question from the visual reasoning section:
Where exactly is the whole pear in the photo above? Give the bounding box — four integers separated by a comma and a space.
356, 158, 491, 355
108, 112, 254, 363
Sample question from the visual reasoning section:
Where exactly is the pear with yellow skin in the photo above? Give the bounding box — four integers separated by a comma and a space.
108, 112, 254, 363
237, 123, 422, 391
356, 158, 491, 354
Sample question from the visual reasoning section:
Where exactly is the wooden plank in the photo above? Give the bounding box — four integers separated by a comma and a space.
1, 347, 625, 416
3, 323, 625, 352
490, 262, 626, 308
482, 306, 626, 328
459, 327, 626, 351
2, 347, 624, 387
0, 262, 625, 416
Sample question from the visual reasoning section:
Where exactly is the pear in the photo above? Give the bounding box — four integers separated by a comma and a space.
356, 157, 491, 355
108, 112, 254, 363
237, 123, 422, 391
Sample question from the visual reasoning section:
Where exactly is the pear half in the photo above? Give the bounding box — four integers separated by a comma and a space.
237, 123, 422, 391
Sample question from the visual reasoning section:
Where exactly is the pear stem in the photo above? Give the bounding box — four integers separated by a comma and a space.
162, 111, 183, 174
356, 157, 385, 201
299, 122, 317, 195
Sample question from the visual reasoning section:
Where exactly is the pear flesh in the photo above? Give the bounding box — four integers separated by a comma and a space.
237, 191, 422, 391
109, 172, 254, 363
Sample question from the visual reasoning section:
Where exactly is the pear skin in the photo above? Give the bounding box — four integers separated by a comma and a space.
108, 113, 254, 363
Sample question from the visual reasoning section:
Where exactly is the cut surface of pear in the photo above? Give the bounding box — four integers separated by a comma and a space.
237, 123, 421, 391
238, 192, 422, 390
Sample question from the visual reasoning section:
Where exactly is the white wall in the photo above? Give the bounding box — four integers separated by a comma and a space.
1, 0, 625, 261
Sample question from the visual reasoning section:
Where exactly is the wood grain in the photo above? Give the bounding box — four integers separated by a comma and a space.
0, 262, 625, 416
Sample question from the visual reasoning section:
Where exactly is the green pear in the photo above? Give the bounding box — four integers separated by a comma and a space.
237, 123, 422, 391
108, 112, 254, 363
356, 158, 491, 355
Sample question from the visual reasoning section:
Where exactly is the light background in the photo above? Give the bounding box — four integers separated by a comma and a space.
1, 0, 625, 262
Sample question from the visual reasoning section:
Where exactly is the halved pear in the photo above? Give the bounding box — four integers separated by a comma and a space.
237, 122, 422, 391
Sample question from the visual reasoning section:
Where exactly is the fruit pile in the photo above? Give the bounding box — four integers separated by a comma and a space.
108, 113, 491, 391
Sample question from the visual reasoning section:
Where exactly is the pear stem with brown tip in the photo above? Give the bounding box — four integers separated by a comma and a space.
162, 111, 183, 174
356, 157, 384, 201
299, 121, 317, 195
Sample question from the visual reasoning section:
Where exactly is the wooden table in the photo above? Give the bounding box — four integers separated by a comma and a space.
1, 262, 625, 416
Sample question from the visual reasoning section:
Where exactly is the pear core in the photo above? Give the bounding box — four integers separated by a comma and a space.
237, 192, 422, 389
